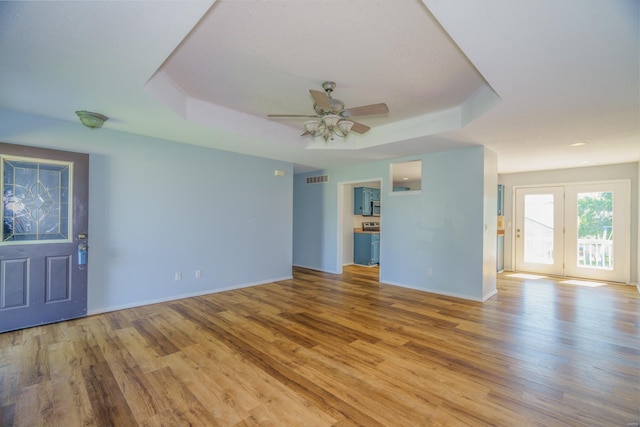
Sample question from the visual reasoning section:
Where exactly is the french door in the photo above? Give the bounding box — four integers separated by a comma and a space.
515, 181, 630, 283
0, 143, 89, 332
514, 187, 564, 275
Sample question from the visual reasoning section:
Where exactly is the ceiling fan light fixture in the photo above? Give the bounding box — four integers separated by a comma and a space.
76, 110, 108, 129
268, 81, 388, 142
337, 120, 354, 134
323, 114, 340, 128
304, 120, 321, 135
322, 127, 332, 142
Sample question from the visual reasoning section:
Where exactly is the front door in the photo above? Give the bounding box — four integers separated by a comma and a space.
0, 143, 89, 333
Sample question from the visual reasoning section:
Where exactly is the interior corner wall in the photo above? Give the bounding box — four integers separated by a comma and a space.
0, 109, 294, 313
482, 148, 498, 300
293, 146, 489, 301
499, 162, 639, 284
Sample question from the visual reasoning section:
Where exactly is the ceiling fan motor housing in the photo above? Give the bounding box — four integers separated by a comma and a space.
314, 98, 345, 115
322, 81, 336, 93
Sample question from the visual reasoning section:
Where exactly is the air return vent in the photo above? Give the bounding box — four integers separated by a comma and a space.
305, 175, 329, 184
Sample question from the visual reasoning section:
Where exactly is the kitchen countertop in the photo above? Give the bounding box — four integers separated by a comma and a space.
354, 228, 380, 234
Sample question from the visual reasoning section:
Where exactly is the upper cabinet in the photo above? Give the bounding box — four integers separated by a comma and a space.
497, 184, 505, 215
354, 187, 380, 216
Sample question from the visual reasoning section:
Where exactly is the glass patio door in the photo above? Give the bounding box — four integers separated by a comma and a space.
514, 187, 565, 275
515, 182, 630, 283
564, 182, 630, 283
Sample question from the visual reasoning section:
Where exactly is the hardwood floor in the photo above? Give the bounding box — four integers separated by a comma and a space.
1, 266, 638, 426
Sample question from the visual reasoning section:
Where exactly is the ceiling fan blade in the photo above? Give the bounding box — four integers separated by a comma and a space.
268, 114, 321, 118
350, 121, 371, 134
310, 90, 331, 112
301, 130, 311, 136
343, 103, 389, 117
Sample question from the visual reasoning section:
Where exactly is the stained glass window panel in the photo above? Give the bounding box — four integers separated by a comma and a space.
2, 157, 72, 242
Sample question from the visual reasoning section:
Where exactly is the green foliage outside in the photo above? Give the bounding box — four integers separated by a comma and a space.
577, 192, 612, 239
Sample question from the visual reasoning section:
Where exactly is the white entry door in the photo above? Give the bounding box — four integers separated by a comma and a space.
515, 181, 630, 283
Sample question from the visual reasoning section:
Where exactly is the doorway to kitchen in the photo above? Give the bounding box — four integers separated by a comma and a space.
514, 181, 630, 283
337, 179, 382, 277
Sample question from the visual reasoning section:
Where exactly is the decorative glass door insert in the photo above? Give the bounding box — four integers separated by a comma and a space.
2, 156, 72, 243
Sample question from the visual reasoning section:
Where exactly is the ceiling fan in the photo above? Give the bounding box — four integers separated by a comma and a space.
268, 81, 389, 141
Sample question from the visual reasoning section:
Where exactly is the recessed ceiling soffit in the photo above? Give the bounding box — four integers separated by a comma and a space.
146, 0, 501, 150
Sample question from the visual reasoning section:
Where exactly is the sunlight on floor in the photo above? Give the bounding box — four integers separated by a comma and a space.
559, 279, 608, 288
506, 273, 609, 287
507, 273, 548, 280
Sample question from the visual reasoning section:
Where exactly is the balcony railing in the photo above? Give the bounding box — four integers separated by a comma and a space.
578, 238, 613, 269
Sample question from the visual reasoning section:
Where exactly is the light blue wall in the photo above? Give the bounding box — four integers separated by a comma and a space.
0, 110, 293, 313
293, 146, 496, 301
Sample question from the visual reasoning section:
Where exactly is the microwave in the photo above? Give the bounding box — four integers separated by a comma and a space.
371, 200, 381, 216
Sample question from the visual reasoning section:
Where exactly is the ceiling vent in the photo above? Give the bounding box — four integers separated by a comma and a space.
305, 175, 329, 184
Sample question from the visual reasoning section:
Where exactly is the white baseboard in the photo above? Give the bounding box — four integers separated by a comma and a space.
482, 289, 499, 301
292, 263, 340, 274
87, 275, 293, 316
380, 279, 486, 302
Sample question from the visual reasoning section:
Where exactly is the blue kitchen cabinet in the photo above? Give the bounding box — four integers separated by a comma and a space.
497, 184, 505, 215
497, 234, 504, 272
354, 187, 380, 216
497, 184, 505, 272
354, 232, 380, 265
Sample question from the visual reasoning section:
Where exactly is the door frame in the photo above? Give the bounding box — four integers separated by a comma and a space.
337, 178, 383, 275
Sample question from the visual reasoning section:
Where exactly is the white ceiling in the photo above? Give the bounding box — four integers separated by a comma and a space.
0, 0, 638, 174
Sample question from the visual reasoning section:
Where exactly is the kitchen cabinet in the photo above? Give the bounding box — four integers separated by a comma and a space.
354, 232, 380, 266
354, 187, 380, 216
497, 233, 504, 272
497, 184, 505, 272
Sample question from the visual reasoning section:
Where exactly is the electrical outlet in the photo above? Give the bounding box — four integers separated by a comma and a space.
427, 268, 433, 276
195, 270, 202, 279
175, 272, 182, 281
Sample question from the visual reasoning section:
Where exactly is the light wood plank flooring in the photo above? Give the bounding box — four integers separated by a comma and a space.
1, 266, 639, 426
